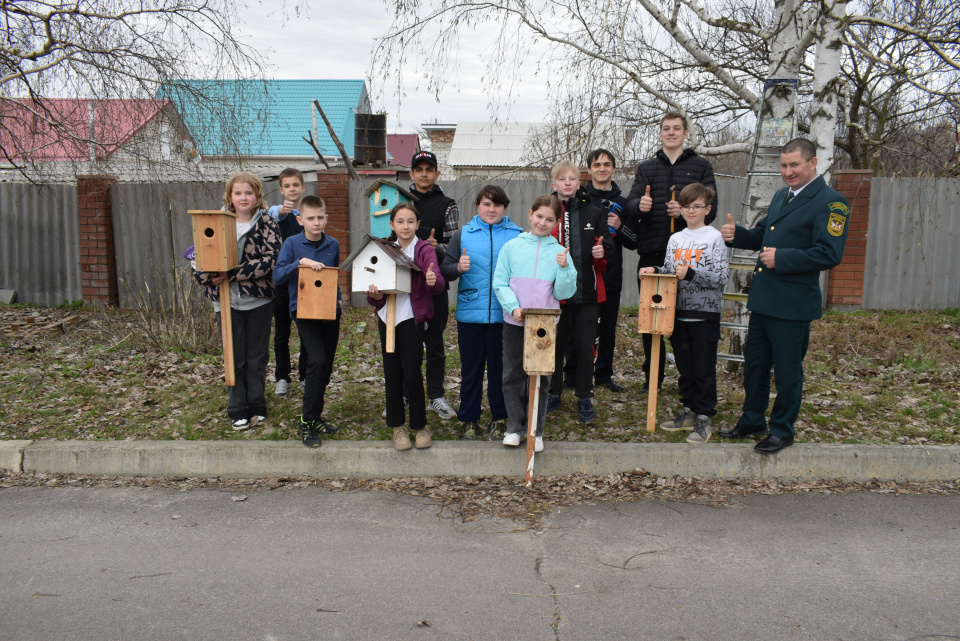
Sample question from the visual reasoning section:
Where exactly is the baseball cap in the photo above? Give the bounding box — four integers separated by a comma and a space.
411, 150, 438, 168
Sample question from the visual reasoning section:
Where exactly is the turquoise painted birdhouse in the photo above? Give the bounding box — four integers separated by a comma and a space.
364, 180, 419, 239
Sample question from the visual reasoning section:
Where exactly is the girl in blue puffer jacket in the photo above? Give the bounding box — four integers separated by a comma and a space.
440, 185, 523, 440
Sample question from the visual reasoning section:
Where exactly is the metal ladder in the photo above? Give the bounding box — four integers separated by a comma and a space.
718, 78, 799, 362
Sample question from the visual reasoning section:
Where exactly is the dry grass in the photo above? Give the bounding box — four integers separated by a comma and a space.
1, 303, 958, 445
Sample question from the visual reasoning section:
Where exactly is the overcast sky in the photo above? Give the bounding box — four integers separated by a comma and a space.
236, 0, 551, 134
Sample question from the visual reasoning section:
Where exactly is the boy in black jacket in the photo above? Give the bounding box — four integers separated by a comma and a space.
625, 113, 718, 390
408, 151, 459, 420
546, 160, 614, 423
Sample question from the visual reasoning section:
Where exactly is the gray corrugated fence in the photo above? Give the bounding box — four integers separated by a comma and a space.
863, 177, 960, 310
0, 183, 80, 306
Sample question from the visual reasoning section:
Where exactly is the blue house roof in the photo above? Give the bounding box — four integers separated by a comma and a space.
159, 79, 369, 157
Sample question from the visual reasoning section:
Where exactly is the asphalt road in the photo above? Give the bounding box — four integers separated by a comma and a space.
1, 486, 958, 640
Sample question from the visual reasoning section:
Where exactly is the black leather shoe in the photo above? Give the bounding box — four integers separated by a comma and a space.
598, 380, 624, 393
755, 435, 794, 454
718, 425, 768, 439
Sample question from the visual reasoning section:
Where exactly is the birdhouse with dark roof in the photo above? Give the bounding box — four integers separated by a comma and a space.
363, 180, 419, 239
340, 234, 421, 294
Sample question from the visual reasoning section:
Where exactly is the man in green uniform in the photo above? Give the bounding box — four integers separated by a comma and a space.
719, 138, 850, 454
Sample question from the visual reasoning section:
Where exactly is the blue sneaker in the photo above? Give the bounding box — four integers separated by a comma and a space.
578, 398, 596, 423
546, 394, 562, 414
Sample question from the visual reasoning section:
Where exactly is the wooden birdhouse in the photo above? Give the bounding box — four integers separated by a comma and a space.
188, 210, 237, 272
296, 266, 339, 320
638, 273, 677, 335
363, 180, 419, 239
522, 309, 561, 375
340, 235, 419, 294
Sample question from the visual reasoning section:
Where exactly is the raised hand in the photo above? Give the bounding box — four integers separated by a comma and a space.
721, 213, 736, 242
676, 264, 689, 280
591, 236, 604, 259
639, 185, 653, 213
557, 247, 569, 268
425, 262, 437, 287
280, 199, 295, 215
427, 228, 438, 248
458, 247, 471, 273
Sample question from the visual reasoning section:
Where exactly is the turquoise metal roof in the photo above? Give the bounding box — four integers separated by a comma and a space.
159, 79, 368, 157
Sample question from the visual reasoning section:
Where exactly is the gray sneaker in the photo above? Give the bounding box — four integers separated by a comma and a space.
275, 379, 290, 397
428, 397, 456, 420
660, 407, 695, 431
686, 415, 713, 443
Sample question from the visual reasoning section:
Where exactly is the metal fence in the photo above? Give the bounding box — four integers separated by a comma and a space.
0, 183, 80, 306
863, 177, 960, 310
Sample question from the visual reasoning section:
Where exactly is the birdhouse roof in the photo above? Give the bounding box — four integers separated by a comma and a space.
339, 235, 422, 272
362, 180, 419, 202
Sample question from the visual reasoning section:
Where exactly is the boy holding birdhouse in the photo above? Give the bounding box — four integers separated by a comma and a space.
273, 196, 342, 448
639, 183, 728, 443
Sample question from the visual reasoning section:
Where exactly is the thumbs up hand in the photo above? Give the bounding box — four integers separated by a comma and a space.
721, 213, 736, 242
427, 228, 438, 248
591, 236, 604, 259
639, 185, 653, 213
425, 262, 437, 287
557, 247, 569, 268
458, 247, 471, 273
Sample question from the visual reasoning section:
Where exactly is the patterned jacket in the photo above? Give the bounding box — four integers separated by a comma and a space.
193, 208, 281, 303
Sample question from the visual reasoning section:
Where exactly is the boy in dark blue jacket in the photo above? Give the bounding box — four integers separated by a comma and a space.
273, 196, 342, 447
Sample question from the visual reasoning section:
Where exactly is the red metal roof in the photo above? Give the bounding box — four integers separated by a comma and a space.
386, 134, 420, 167
0, 98, 171, 161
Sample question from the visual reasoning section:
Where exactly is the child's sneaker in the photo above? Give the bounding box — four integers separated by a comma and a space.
577, 398, 596, 423
428, 397, 456, 420
232, 418, 250, 431
486, 419, 506, 440
534, 436, 544, 452
252, 415, 266, 426
503, 432, 522, 447
686, 415, 713, 443
661, 408, 695, 431
459, 421, 482, 440
546, 394, 562, 414
299, 417, 322, 448
275, 379, 289, 397
393, 426, 412, 451
317, 419, 339, 435
414, 427, 433, 449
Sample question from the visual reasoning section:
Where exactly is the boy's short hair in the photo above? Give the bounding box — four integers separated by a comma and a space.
475, 184, 510, 208
782, 137, 817, 160
677, 183, 715, 206
586, 148, 616, 168
530, 194, 562, 220
660, 111, 689, 130
550, 160, 579, 181
299, 195, 326, 212
278, 167, 304, 185
223, 171, 267, 212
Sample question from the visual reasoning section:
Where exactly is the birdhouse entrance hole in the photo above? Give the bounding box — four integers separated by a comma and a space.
204, 227, 215, 238
652, 294, 662, 304
370, 256, 378, 264
536, 328, 546, 338
380, 198, 389, 206
314, 280, 322, 288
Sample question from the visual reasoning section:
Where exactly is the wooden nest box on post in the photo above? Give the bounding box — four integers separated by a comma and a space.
296, 266, 339, 320
521, 308, 561, 488
340, 235, 420, 353
638, 273, 678, 431
189, 210, 239, 386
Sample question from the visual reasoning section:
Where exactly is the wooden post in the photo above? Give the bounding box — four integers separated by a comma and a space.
525, 375, 540, 488
385, 294, 397, 353
219, 281, 235, 386
638, 274, 678, 433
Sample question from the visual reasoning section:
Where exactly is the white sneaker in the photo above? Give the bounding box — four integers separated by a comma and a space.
275, 379, 289, 397
252, 415, 266, 426
535, 436, 544, 452
428, 397, 456, 420
232, 418, 250, 431
503, 432, 522, 447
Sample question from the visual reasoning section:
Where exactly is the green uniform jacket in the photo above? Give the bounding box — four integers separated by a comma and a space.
728, 175, 850, 321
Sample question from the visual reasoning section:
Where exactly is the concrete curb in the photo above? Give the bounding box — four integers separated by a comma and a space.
3, 440, 959, 482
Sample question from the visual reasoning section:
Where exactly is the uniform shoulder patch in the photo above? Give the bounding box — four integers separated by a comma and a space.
828, 212, 846, 237
829, 201, 849, 215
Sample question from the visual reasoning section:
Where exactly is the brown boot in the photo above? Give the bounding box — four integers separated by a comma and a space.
393, 426, 412, 451
414, 427, 433, 449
